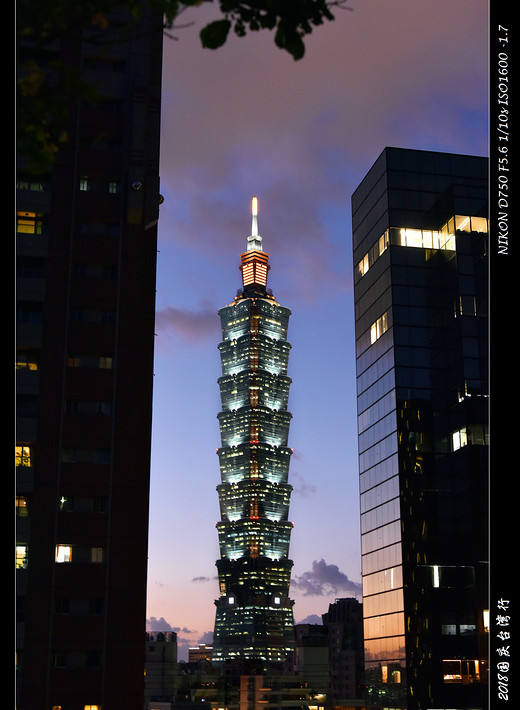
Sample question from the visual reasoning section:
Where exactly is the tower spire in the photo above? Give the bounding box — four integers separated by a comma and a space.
241, 196, 269, 292
247, 195, 262, 252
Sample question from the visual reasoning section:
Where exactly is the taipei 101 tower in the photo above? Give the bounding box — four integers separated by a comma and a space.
211, 198, 295, 668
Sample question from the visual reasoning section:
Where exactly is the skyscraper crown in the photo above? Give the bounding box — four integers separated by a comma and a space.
240, 197, 270, 292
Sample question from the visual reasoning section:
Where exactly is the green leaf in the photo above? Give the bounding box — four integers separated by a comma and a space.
200, 19, 231, 49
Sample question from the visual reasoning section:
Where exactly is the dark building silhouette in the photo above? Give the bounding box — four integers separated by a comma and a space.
292, 624, 329, 695
351, 148, 488, 708
16, 8, 163, 709
322, 598, 364, 701
145, 632, 178, 707
212, 198, 295, 668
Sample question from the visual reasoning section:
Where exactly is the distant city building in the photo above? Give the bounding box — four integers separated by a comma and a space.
322, 598, 364, 701
211, 198, 295, 668
16, 7, 163, 709
351, 147, 489, 708
145, 632, 178, 708
189, 644, 214, 663
292, 624, 329, 695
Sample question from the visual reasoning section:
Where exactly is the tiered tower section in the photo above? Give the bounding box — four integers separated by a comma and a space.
212, 198, 295, 667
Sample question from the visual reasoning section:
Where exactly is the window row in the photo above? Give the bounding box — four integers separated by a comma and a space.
71, 309, 116, 323
66, 400, 112, 416
358, 432, 398, 475
17, 495, 108, 516
55, 545, 105, 563
361, 497, 400, 535
443, 659, 482, 684
52, 650, 103, 668
19, 397, 113, 419
357, 370, 395, 420
79, 176, 120, 193
363, 565, 403, 597
358, 389, 396, 435
361, 520, 401, 556
362, 542, 402, 578
355, 216, 489, 281
61, 448, 110, 464
360, 473, 399, 513
364, 611, 405, 641
358, 410, 397, 457
359, 453, 399, 497
16, 544, 107, 568
17, 303, 118, 325
16, 212, 125, 237
442, 424, 489, 454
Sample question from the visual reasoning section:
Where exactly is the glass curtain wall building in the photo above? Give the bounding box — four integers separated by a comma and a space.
212, 199, 295, 668
351, 148, 488, 709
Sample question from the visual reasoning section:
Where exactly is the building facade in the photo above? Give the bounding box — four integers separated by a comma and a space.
145, 632, 179, 708
321, 598, 364, 701
212, 199, 295, 668
351, 148, 489, 708
16, 8, 163, 709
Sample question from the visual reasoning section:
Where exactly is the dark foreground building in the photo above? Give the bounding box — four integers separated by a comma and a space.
16, 8, 163, 709
212, 199, 295, 668
351, 148, 488, 708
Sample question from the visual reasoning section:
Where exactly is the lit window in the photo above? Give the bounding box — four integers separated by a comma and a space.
16, 350, 39, 370
16, 445, 31, 467
470, 216, 488, 233
67, 355, 113, 369
400, 228, 423, 248
358, 254, 369, 277
370, 312, 388, 344
16, 545, 28, 569
91, 547, 104, 563
443, 659, 480, 683
16, 496, 28, 517
79, 176, 89, 191
455, 215, 471, 232
56, 545, 73, 563
451, 427, 468, 451
16, 211, 45, 234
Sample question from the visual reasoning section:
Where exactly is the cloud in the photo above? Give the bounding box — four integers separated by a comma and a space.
156, 304, 219, 344
198, 630, 214, 644
296, 613, 323, 625
290, 471, 316, 497
292, 559, 361, 597
147, 617, 197, 634
148, 616, 176, 632
192, 575, 216, 583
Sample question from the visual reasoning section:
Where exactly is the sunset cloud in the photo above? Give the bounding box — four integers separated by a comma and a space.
292, 559, 362, 597
156, 304, 219, 344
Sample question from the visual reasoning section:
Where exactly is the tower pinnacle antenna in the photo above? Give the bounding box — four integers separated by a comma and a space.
251, 196, 258, 236
247, 196, 262, 252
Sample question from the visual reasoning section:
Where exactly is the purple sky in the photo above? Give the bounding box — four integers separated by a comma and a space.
145, 0, 488, 660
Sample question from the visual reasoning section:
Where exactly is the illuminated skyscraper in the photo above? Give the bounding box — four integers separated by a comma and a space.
352, 148, 488, 709
212, 198, 295, 667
